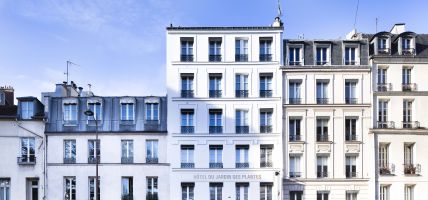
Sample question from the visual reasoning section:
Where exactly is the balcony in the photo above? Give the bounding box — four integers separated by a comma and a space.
376, 121, 395, 129
317, 171, 328, 178
121, 194, 133, 200
88, 156, 100, 164
235, 126, 249, 134
289, 135, 301, 142
180, 54, 194, 62
260, 125, 273, 133
402, 121, 420, 129
289, 61, 301, 66
209, 162, 223, 168
377, 83, 392, 92
289, 172, 301, 178
181, 162, 195, 168
402, 83, 417, 91
235, 54, 248, 62
345, 134, 358, 142
402, 48, 415, 56
181, 90, 194, 98
289, 98, 301, 104
346, 171, 357, 178
404, 164, 421, 175
316, 134, 330, 142
316, 98, 329, 104
181, 126, 195, 134
209, 90, 222, 98
63, 157, 76, 164
379, 163, 395, 175
345, 60, 356, 65
377, 48, 391, 55
146, 193, 158, 200
259, 54, 272, 62
209, 55, 222, 62
236, 162, 249, 168
260, 162, 273, 168
345, 98, 358, 104
121, 157, 134, 164
17, 156, 36, 165
209, 126, 223, 134
146, 157, 158, 164
235, 90, 249, 98
260, 90, 273, 98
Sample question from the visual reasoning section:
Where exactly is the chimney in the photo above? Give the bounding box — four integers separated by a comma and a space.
272, 17, 283, 27
0, 86, 15, 106
390, 23, 406, 34
78, 87, 83, 97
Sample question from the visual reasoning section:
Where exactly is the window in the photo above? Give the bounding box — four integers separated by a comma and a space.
316, 47, 329, 65
147, 177, 158, 198
289, 118, 301, 141
379, 143, 391, 175
405, 185, 414, 200
260, 145, 273, 168
346, 156, 357, 178
289, 47, 301, 65
289, 155, 301, 178
181, 38, 194, 62
26, 179, 38, 200
345, 118, 357, 141
402, 67, 412, 91
404, 143, 414, 165
345, 81, 357, 104
235, 74, 249, 98
20, 101, 34, 119
120, 103, 134, 121
403, 100, 413, 128
181, 109, 194, 133
317, 156, 328, 178
378, 38, 389, 52
402, 38, 412, 52
316, 81, 329, 104
235, 145, 249, 168
88, 177, 100, 200
88, 140, 100, 164
145, 103, 159, 121
378, 68, 387, 84
209, 145, 223, 168
209, 109, 222, 134
316, 118, 329, 142
317, 191, 329, 200
236, 183, 249, 200
380, 185, 389, 200
146, 140, 158, 163
289, 80, 301, 104
64, 177, 76, 200
0, 179, 10, 200
346, 192, 357, 200
121, 177, 133, 199
181, 74, 194, 98
260, 109, 273, 133
121, 140, 134, 163
181, 183, 194, 200
290, 191, 303, 200
344, 47, 357, 65
87, 102, 102, 121
19, 137, 35, 163
259, 38, 272, 61
181, 145, 194, 168
235, 39, 248, 62
64, 140, 76, 163
63, 103, 78, 125
209, 38, 222, 62
209, 183, 223, 200
378, 100, 389, 128
259, 74, 273, 97
260, 183, 273, 200
235, 110, 249, 134
209, 73, 222, 98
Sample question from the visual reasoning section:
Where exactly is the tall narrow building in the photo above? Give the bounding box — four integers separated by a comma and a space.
282, 36, 372, 199
166, 18, 284, 200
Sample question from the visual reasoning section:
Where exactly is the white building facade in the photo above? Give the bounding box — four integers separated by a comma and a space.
166, 18, 284, 200
369, 24, 428, 200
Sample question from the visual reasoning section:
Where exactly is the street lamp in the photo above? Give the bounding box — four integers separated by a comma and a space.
84, 109, 99, 200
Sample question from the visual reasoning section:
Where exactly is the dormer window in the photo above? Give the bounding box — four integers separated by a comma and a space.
288, 45, 303, 66
87, 102, 102, 121
21, 101, 34, 119
344, 45, 359, 65
63, 99, 78, 126
315, 45, 330, 65
401, 37, 415, 55
378, 37, 390, 54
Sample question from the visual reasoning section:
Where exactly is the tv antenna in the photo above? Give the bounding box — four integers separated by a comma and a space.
353, 0, 360, 30
65, 60, 79, 84
277, 0, 283, 18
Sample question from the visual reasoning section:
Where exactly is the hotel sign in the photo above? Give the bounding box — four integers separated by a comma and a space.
193, 174, 263, 181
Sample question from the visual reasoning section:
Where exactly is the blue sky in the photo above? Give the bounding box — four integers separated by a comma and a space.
1, 0, 427, 98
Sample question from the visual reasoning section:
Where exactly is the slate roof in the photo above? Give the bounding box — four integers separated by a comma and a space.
363, 33, 428, 57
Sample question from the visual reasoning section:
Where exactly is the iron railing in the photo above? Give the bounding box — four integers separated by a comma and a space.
289, 98, 301, 104
259, 90, 273, 98
377, 83, 392, 92
181, 90, 194, 98
235, 54, 248, 62
209, 126, 223, 134
316, 98, 329, 104
402, 121, 420, 129
121, 157, 134, 164
377, 48, 390, 55
235, 126, 249, 134
345, 98, 358, 104
88, 156, 100, 164
402, 48, 415, 56
180, 55, 194, 62
379, 163, 395, 175
402, 83, 417, 91
209, 90, 222, 98
317, 171, 328, 178
403, 164, 421, 175
289, 172, 301, 178
235, 90, 249, 98
235, 162, 249, 168
181, 163, 195, 168
63, 157, 76, 164
209, 55, 222, 62
181, 126, 195, 134
289, 135, 301, 141
345, 134, 357, 141
259, 54, 272, 62
376, 121, 395, 129
260, 125, 273, 133
146, 157, 158, 164
316, 134, 329, 142
17, 156, 36, 165
209, 162, 223, 168
289, 61, 301, 66
260, 162, 273, 168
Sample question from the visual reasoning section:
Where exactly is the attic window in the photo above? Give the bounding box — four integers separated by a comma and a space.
377, 37, 390, 54
401, 37, 415, 55
21, 101, 34, 119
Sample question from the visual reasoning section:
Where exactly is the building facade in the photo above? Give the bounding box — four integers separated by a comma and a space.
368, 24, 428, 200
166, 18, 284, 200
0, 87, 46, 200
282, 37, 372, 200
43, 83, 169, 200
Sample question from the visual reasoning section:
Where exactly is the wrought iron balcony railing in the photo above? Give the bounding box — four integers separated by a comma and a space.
17, 156, 36, 165
235, 126, 249, 134
88, 156, 100, 164
63, 157, 76, 164
402, 83, 417, 91
402, 48, 415, 56
289, 98, 301, 104
260, 125, 273, 133
402, 121, 420, 129
146, 157, 158, 164
316, 61, 328, 65
259, 54, 272, 62
345, 134, 357, 142
379, 163, 395, 175
260, 162, 273, 168
289, 135, 301, 142
289, 172, 301, 178
209, 90, 222, 98
377, 83, 392, 92
121, 157, 134, 164
209, 126, 223, 134
345, 60, 356, 65
209, 162, 223, 168
209, 55, 222, 62
377, 48, 391, 55
404, 164, 421, 175
180, 54, 194, 62
345, 171, 358, 178
316, 134, 330, 142
345, 98, 358, 104
376, 121, 395, 129
181, 126, 195, 134
288, 61, 301, 66
316, 98, 329, 104
181, 90, 194, 98
259, 90, 272, 98
317, 171, 329, 178
235, 54, 248, 62
235, 90, 249, 98
235, 162, 249, 168
181, 162, 195, 168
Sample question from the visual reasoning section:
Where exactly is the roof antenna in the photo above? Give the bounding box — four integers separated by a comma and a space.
376, 18, 378, 33
65, 60, 79, 84
353, 0, 360, 30
277, 0, 283, 18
